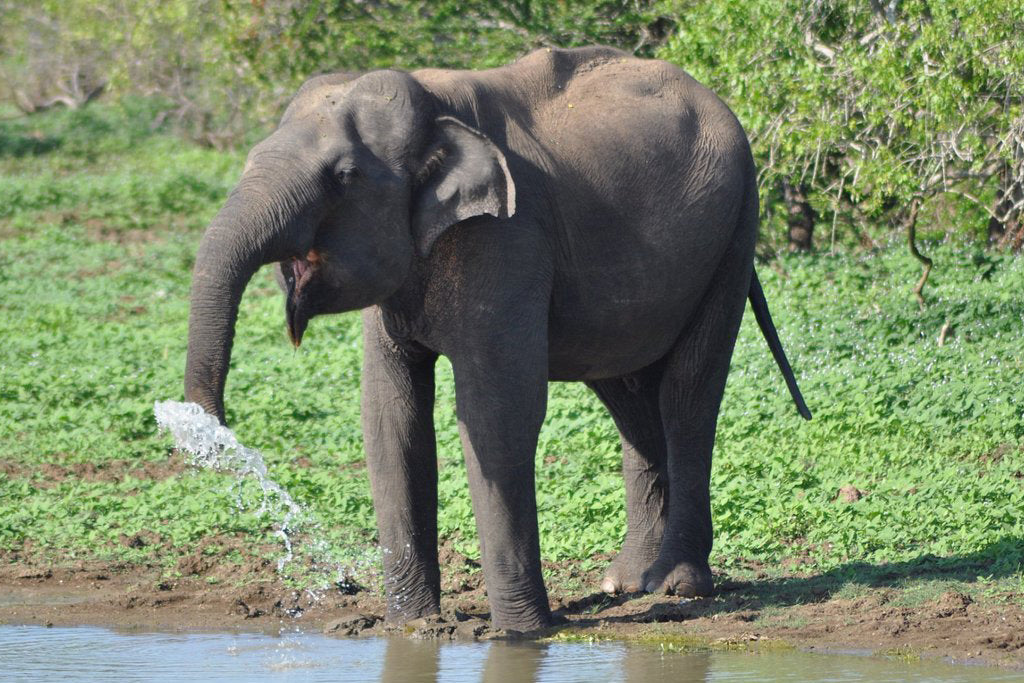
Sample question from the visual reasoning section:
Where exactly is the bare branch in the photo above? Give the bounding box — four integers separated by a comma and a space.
905, 199, 931, 310
803, 29, 836, 62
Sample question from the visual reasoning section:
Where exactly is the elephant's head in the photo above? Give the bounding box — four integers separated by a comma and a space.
184, 70, 516, 422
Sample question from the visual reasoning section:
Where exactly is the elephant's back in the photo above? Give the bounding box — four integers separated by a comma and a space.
493, 47, 752, 253
419, 49, 757, 382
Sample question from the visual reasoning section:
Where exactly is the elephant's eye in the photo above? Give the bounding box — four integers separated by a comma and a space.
335, 167, 358, 184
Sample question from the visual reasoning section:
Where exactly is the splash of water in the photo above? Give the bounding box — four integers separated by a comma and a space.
154, 400, 303, 571
154, 400, 377, 602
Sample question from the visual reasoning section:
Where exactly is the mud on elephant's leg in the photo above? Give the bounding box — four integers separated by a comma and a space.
361, 309, 441, 624
587, 369, 668, 595
642, 263, 752, 598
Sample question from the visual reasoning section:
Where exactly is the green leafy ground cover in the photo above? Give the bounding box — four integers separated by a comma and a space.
1, 105, 1023, 603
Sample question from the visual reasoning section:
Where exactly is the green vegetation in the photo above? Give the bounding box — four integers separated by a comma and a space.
0, 1, 667, 148
663, 0, 1024, 251
1, 104, 1021, 605
4, 1, 1020, 254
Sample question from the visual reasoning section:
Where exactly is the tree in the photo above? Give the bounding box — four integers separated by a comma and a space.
659, 0, 1024, 267
0, 1, 250, 146
216, 0, 673, 103
1, 1, 673, 143
0, 1, 110, 113
4, 0, 1020, 263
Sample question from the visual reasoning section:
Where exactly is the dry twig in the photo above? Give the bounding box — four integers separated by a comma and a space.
905, 199, 931, 310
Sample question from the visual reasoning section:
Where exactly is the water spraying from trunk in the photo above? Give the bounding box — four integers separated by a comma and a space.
154, 400, 302, 572
154, 401, 370, 600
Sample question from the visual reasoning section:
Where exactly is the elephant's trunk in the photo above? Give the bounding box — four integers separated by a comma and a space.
184, 183, 302, 423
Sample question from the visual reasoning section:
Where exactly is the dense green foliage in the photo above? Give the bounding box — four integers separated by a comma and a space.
662, 0, 1024, 248
223, 0, 666, 79
4, 1, 1021, 251
0, 1, 666, 147
1, 106, 1021, 597
5, 0, 1021, 249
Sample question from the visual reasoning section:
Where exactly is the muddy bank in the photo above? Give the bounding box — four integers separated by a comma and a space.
1, 555, 1022, 670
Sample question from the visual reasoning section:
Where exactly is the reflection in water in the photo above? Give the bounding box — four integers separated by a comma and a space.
376, 636, 713, 682
483, 642, 545, 682
1, 625, 1019, 682
379, 636, 440, 682
622, 647, 712, 683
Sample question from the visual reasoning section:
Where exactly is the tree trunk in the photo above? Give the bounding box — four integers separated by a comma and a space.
987, 160, 1023, 250
783, 179, 816, 251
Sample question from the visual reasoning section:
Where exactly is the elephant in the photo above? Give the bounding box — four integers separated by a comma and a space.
183, 46, 811, 634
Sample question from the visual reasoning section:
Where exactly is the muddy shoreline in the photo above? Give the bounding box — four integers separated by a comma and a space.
2, 558, 1022, 670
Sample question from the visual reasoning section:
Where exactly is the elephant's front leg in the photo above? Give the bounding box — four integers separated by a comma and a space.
361, 309, 440, 624
450, 333, 551, 633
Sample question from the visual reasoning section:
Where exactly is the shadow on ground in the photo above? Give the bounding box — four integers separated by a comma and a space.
557, 537, 1024, 625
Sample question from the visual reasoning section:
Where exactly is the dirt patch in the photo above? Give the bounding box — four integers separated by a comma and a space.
83, 224, 168, 245
1, 213, 167, 244
0, 551, 361, 633
71, 260, 125, 280
836, 485, 866, 503
978, 443, 1023, 466
438, 543, 483, 597
2, 553, 1022, 669
1, 455, 185, 488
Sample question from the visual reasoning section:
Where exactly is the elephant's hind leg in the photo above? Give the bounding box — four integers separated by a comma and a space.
642, 254, 753, 597
587, 366, 668, 594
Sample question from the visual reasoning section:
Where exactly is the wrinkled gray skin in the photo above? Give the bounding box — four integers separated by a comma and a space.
184, 46, 810, 633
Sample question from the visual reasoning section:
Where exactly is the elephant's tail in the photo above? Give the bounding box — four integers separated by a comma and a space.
749, 269, 812, 420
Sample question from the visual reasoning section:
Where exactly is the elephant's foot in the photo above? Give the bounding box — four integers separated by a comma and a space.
600, 545, 661, 594
383, 581, 441, 625
385, 603, 441, 626
488, 593, 553, 634
641, 556, 713, 597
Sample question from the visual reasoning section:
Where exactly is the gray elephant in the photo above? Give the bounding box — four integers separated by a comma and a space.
183, 46, 810, 634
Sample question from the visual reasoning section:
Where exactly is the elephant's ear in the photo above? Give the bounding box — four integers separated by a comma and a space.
411, 116, 516, 258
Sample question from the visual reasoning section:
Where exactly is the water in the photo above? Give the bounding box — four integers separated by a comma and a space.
153, 401, 305, 572
153, 401, 362, 596
1, 626, 1019, 683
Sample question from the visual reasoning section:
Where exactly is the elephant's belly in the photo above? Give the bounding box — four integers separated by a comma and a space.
545, 297, 699, 382
542, 226, 729, 382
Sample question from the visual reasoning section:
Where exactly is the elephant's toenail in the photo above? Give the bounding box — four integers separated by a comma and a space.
673, 582, 696, 597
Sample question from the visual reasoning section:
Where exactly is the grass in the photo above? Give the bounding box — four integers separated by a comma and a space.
1, 102, 1023, 605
